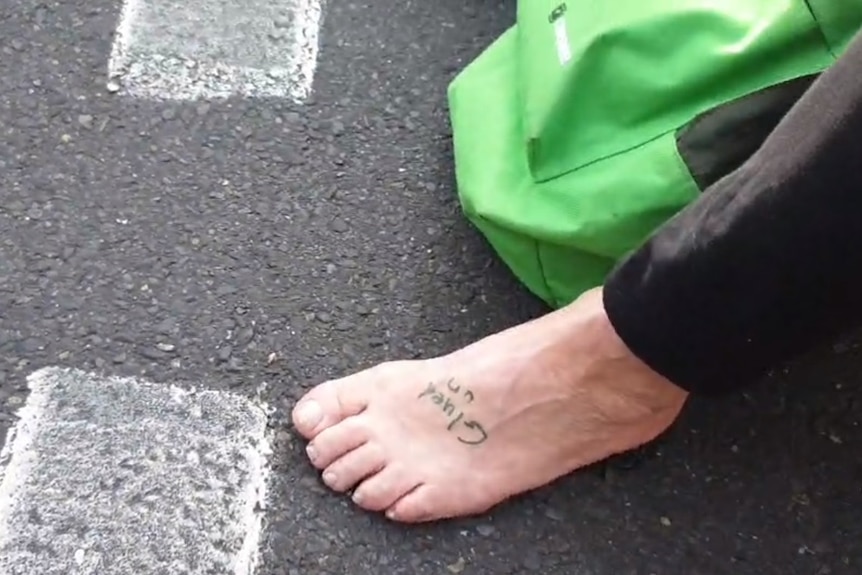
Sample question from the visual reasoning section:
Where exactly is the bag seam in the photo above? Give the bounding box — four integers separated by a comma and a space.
535, 240, 559, 308
801, 0, 838, 58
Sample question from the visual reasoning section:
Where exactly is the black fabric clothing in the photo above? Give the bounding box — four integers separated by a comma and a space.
603, 27, 862, 396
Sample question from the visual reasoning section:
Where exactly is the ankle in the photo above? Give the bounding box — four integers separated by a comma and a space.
549, 288, 690, 406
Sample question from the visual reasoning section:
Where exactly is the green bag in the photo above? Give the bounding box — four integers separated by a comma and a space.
448, 1, 862, 309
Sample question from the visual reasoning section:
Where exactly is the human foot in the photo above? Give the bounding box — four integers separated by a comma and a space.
291, 287, 688, 523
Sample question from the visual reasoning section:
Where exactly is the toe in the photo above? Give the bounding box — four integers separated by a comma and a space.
385, 486, 435, 523
292, 376, 369, 438
351, 464, 422, 512
386, 484, 494, 524
306, 416, 369, 469
322, 442, 387, 493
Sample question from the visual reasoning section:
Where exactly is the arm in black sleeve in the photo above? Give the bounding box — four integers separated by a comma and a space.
603, 27, 862, 396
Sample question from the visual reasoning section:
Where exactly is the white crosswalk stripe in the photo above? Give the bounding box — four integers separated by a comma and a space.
107, 0, 323, 101
0, 367, 272, 575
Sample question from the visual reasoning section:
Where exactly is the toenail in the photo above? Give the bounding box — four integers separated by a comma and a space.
322, 471, 337, 486
294, 400, 323, 429
385, 508, 398, 520
305, 444, 317, 461
352, 490, 364, 504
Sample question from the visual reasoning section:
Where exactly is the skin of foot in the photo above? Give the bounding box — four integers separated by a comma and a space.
291, 286, 689, 523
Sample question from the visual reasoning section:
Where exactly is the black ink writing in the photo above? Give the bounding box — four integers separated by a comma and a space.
457, 420, 488, 445
446, 411, 463, 430
418, 381, 459, 417
417, 380, 488, 445
444, 378, 474, 403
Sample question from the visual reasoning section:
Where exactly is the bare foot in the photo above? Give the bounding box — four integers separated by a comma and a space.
291, 287, 688, 523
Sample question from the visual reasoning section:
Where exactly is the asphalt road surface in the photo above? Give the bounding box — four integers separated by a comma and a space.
2, 1, 862, 574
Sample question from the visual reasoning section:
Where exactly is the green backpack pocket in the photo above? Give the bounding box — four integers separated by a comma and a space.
448, 1, 862, 308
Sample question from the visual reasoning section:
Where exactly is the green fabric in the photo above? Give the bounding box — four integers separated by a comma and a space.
448, 1, 862, 309
807, 0, 862, 53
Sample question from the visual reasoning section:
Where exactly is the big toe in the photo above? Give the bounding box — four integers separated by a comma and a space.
292, 372, 374, 438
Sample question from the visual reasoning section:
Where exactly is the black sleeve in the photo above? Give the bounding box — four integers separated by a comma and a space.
603, 27, 862, 396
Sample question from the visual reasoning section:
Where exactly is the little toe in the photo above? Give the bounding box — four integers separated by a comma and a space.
385, 487, 434, 523
322, 442, 387, 493
351, 464, 422, 512
292, 376, 369, 438
386, 484, 489, 524
306, 417, 368, 469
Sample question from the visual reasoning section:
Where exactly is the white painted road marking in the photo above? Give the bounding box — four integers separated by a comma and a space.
108, 0, 323, 101
0, 367, 271, 575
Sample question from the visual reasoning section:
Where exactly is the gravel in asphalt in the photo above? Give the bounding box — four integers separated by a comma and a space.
1, 1, 861, 574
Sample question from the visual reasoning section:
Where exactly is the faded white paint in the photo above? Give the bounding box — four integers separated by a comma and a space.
553, 18, 572, 66
107, 0, 323, 101
0, 367, 272, 575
